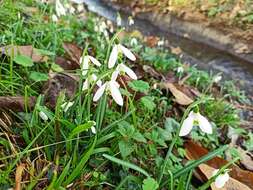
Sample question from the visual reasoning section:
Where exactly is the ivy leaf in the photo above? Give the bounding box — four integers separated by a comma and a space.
14, 55, 34, 67
142, 177, 159, 190
29, 71, 49, 82
128, 80, 150, 93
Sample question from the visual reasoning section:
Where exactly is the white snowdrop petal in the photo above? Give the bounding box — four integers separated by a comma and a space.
179, 115, 194, 136
81, 56, 89, 76
118, 44, 136, 61
96, 79, 102, 87
69, 0, 85, 3
109, 81, 123, 106
88, 56, 101, 67
214, 172, 229, 188
197, 113, 212, 134
52, 14, 58, 22
61, 101, 74, 112
108, 45, 119, 68
82, 79, 89, 91
111, 70, 120, 81
91, 126, 97, 134
93, 83, 107, 102
120, 64, 137, 80
39, 111, 48, 121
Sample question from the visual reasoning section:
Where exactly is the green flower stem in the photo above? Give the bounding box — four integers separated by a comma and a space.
158, 96, 212, 184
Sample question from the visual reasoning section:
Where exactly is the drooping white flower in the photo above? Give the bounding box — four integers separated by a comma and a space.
116, 14, 122, 26
69, 6, 75, 14
212, 169, 229, 188
111, 63, 137, 80
179, 111, 212, 136
55, 0, 66, 17
108, 44, 136, 69
213, 75, 222, 83
130, 38, 138, 47
177, 66, 184, 74
93, 80, 123, 106
157, 40, 165, 47
91, 126, 96, 134
39, 111, 48, 121
80, 55, 101, 76
61, 101, 74, 112
52, 14, 58, 22
77, 4, 84, 12
82, 74, 102, 91
128, 16, 134, 26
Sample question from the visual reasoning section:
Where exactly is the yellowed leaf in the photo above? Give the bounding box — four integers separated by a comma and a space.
14, 164, 25, 190
199, 164, 251, 190
162, 83, 193, 105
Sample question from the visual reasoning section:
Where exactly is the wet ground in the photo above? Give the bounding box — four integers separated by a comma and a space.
83, 0, 253, 96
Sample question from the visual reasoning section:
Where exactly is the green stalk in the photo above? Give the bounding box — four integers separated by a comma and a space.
158, 97, 212, 184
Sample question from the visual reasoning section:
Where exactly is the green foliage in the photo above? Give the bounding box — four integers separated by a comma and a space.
142, 177, 159, 190
128, 80, 150, 93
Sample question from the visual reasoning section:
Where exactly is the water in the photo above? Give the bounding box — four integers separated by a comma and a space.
83, 0, 253, 95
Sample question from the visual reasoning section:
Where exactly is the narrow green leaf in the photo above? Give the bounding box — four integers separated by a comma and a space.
173, 145, 228, 178
29, 71, 49, 82
54, 159, 72, 188
64, 136, 97, 185
103, 154, 150, 177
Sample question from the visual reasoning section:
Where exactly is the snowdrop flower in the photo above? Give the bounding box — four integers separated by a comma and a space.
108, 44, 136, 68
177, 66, 184, 74
116, 14, 122, 26
157, 40, 165, 47
80, 55, 101, 76
55, 0, 66, 17
61, 101, 74, 112
52, 14, 58, 22
130, 38, 138, 47
179, 111, 212, 136
82, 74, 102, 91
39, 111, 48, 121
212, 169, 229, 188
77, 4, 84, 12
112, 63, 137, 80
91, 126, 96, 134
128, 16, 134, 26
93, 80, 123, 106
213, 75, 222, 83
69, 6, 75, 14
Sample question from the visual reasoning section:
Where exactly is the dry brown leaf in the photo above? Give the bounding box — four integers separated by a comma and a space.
235, 147, 253, 171
1, 45, 48, 62
55, 56, 80, 70
144, 36, 160, 47
184, 140, 253, 189
199, 164, 251, 190
0, 96, 36, 112
161, 82, 193, 105
14, 164, 25, 190
170, 46, 182, 55
62, 42, 82, 65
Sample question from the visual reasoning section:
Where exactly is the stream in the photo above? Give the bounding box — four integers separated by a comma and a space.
83, 0, 253, 96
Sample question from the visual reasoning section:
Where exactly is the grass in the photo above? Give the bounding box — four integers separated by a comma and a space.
0, 0, 251, 189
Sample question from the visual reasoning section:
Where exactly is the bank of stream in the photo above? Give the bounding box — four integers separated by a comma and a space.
83, 0, 253, 98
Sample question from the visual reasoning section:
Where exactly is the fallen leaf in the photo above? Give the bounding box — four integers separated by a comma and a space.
55, 56, 80, 70
1, 45, 48, 62
62, 42, 82, 65
14, 164, 25, 190
144, 36, 160, 47
199, 163, 251, 190
184, 140, 253, 189
160, 82, 194, 105
0, 96, 36, 112
170, 46, 182, 55
142, 65, 163, 79
43, 72, 78, 109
